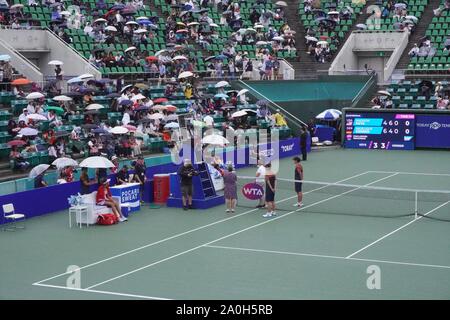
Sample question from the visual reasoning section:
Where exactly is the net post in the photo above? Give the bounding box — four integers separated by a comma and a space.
414, 191, 418, 220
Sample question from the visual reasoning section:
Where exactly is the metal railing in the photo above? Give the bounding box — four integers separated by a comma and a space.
237, 79, 308, 130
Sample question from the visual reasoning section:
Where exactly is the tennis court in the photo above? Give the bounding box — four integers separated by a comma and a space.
1, 148, 449, 299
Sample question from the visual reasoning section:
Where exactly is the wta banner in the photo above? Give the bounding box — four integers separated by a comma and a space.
415, 114, 450, 149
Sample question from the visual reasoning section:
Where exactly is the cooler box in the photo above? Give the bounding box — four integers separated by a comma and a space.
153, 174, 170, 204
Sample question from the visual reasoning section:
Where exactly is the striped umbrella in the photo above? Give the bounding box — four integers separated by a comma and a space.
315, 109, 342, 120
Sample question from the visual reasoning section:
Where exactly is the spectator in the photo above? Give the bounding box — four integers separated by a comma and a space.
79, 167, 94, 195
116, 165, 130, 185
132, 156, 146, 203
9, 146, 30, 171
34, 172, 48, 189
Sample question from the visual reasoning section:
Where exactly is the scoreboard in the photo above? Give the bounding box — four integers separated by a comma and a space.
344, 112, 415, 150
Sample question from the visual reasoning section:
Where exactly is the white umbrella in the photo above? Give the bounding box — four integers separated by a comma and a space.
125, 46, 137, 53
29, 164, 50, 178
231, 110, 248, 118
53, 95, 72, 102
201, 135, 229, 146
94, 18, 107, 23
136, 16, 148, 20
131, 93, 146, 101
133, 28, 148, 34
316, 109, 342, 120
215, 80, 229, 88
67, 76, 83, 84
149, 113, 164, 120
111, 126, 129, 134
317, 41, 329, 46
26, 114, 47, 121
85, 103, 104, 110
19, 128, 38, 136
173, 55, 188, 60
272, 36, 284, 41
105, 25, 118, 32
60, 11, 71, 16
52, 157, 78, 169
79, 73, 94, 79
377, 90, 391, 97
275, 1, 288, 7
187, 22, 199, 26
126, 21, 139, 25
120, 84, 133, 93
26, 92, 44, 100
306, 36, 318, 42
164, 122, 180, 129
79, 156, 115, 169
405, 15, 418, 22
48, 60, 63, 66
237, 89, 249, 97
10, 4, 24, 10
328, 11, 340, 15
178, 71, 194, 79
210, 23, 219, 28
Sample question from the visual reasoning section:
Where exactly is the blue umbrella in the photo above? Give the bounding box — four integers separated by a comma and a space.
111, 4, 126, 10
92, 128, 109, 134
119, 99, 133, 106
214, 93, 229, 100
215, 54, 227, 60
315, 109, 342, 121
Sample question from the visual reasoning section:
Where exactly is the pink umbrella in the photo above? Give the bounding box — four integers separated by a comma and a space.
7, 140, 26, 147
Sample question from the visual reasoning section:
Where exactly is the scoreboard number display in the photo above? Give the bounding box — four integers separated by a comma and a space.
344, 113, 415, 150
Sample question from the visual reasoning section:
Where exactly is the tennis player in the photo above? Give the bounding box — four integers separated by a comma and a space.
292, 156, 303, 207
263, 163, 276, 218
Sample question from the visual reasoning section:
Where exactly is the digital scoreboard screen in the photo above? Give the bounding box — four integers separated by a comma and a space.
344, 112, 415, 150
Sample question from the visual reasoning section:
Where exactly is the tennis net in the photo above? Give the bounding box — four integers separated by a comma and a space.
235, 176, 450, 221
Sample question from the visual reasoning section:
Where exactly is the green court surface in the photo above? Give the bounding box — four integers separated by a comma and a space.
1, 149, 449, 300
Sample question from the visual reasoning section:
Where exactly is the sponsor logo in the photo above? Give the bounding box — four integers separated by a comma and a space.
417, 121, 450, 130
241, 183, 264, 200
281, 143, 294, 152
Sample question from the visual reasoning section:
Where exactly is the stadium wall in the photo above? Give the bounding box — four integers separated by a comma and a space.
0, 138, 301, 225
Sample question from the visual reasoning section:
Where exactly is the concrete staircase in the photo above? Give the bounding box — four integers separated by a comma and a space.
284, 0, 378, 79
395, 0, 440, 70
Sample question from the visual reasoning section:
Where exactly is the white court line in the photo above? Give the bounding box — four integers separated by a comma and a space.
204, 245, 450, 270
85, 173, 399, 290
33, 283, 171, 300
369, 170, 450, 177
345, 200, 450, 259
33, 170, 372, 286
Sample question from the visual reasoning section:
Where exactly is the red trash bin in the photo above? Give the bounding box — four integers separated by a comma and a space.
153, 174, 170, 204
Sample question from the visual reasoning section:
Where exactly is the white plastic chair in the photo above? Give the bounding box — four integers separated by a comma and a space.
2, 203, 26, 231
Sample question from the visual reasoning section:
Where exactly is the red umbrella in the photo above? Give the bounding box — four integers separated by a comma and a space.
146, 56, 158, 62
154, 97, 168, 104
7, 140, 26, 147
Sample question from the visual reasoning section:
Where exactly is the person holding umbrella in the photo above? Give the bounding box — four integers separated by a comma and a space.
29, 164, 50, 189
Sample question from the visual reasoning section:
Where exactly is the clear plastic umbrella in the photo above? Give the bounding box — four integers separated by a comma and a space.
52, 157, 78, 169
29, 164, 50, 178
79, 156, 115, 168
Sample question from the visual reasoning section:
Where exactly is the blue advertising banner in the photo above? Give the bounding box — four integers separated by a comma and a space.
415, 114, 450, 148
